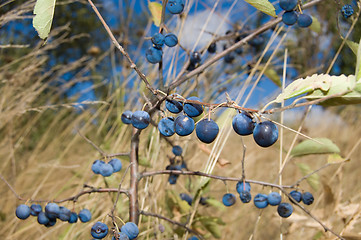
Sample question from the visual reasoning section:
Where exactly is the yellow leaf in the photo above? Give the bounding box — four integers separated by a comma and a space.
148, 1, 162, 27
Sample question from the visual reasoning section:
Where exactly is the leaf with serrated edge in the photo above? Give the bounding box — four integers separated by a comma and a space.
244, 0, 276, 17
296, 163, 319, 191
33, 0, 56, 39
148, 1, 162, 27
291, 138, 340, 157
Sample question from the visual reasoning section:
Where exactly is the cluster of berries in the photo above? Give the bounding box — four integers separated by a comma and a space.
146, 32, 179, 64
121, 110, 150, 129
91, 221, 139, 240
91, 158, 122, 177
15, 203, 91, 227
280, 0, 313, 27
220, 182, 314, 218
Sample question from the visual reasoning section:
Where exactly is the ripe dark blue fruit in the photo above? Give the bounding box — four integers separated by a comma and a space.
121, 111, 133, 124
190, 52, 201, 65
99, 163, 114, 177
37, 212, 50, 225
224, 53, 235, 63
58, 206, 71, 221
78, 208, 92, 222
180, 193, 193, 206
199, 197, 208, 205
168, 174, 178, 184
165, 97, 183, 113
164, 33, 178, 47
254, 193, 269, 209
184, 96, 203, 117
131, 110, 150, 129
253, 121, 278, 147
112, 232, 130, 240
145, 46, 162, 64
158, 117, 175, 137
45, 217, 56, 227
187, 62, 196, 71
151, 33, 165, 47
174, 115, 195, 136
239, 190, 252, 203
297, 14, 313, 28
277, 202, 293, 218
91, 221, 109, 239
30, 204, 42, 216
289, 190, 302, 203
121, 222, 139, 240
68, 212, 78, 223
249, 35, 264, 47
236, 181, 251, 193
232, 112, 255, 136
195, 119, 219, 144
222, 193, 237, 207
15, 204, 31, 220
282, 11, 298, 26
302, 192, 314, 205
172, 145, 183, 156
207, 42, 216, 53
279, 0, 298, 11
188, 237, 199, 240
92, 160, 105, 174
109, 158, 122, 173
45, 203, 60, 219
267, 192, 282, 206
167, 0, 185, 14
341, 4, 354, 19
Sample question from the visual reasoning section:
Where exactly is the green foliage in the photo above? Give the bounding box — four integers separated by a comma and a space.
244, 0, 276, 17
33, 0, 56, 39
309, 16, 321, 33
296, 163, 320, 191
291, 138, 340, 157
198, 216, 225, 239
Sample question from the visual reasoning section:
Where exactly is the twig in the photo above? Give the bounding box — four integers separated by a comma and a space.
129, 128, 140, 224
111, 164, 132, 221
77, 130, 107, 157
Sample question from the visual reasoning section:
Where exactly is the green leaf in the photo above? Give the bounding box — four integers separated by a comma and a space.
345, 40, 359, 55
198, 216, 225, 239
296, 163, 319, 191
244, 0, 276, 17
165, 190, 191, 214
309, 16, 321, 33
203, 198, 225, 211
33, 0, 56, 39
139, 156, 152, 167
356, 39, 361, 81
264, 67, 281, 87
148, 1, 162, 27
291, 138, 340, 157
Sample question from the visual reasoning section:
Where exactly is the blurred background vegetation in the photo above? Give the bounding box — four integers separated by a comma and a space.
0, 0, 360, 239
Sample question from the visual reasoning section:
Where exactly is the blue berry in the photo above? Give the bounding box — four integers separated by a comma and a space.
164, 33, 178, 47
68, 212, 78, 223
341, 4, 354, 19
267, 192, 282, 206
30, 204, 42, 216
121, 111, 133, 124
45, 203, 60, 219
167, 0, 185, 14
168, 174, 178, 184
172, 145, 183, 156
113, 232, 130, 240
92, 160, 105, 174
302, 192, 314, 205
253, 121, 278, 147
277, 202, 293, 218
297, 14, 313, 28
196, 119, 219, 144
145, 46, 162, 64
232, 112, 255, 136
151, 33, 165, 47
99, 163, 114, 177
44, 217, 57, 227
121, 222, 139, 240
282, 11, 298, 26
254, 193, 269, 209
165, 98, 183, 113
279, 0, 298, 11
239, 190, 252, 203
15, 204, 30, 220
78, 208, 92, 222
91, 221, 109, 239
236, 181, 251, 193
37, 212, 49, 225
174, 115, 195, 136
224, 53, 235, 63
289, 190, 302, 203
109, 158, 122, 173
180, 193, 193, 206
188, 237, 199, 240
190, 52, 201, 65
58, 206, 71, 221
222, 193, 237, 207
207, 42, 216, 53
249, 35, 264, 47
158, 117, 175, 137
184, 96, 203, 117
131, 111, 150, 129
